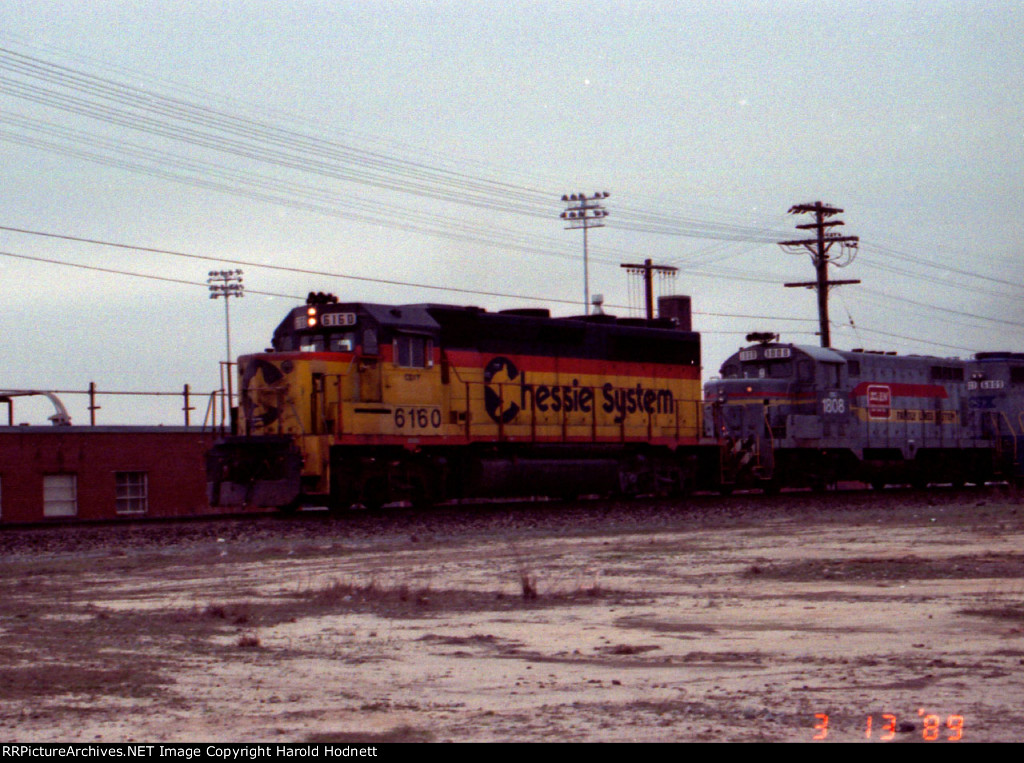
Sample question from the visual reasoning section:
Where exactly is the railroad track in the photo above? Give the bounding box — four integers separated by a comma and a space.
0, 484, 1009, 560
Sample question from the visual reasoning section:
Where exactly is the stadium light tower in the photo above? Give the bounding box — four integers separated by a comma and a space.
208, 269, 245, 365
208, 270, 245, 419
560, 191, 610, 313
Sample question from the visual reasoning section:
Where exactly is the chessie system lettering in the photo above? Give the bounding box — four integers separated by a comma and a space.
518, 377, 674, 423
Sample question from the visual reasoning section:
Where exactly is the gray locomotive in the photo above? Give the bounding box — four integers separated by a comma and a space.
704, 335, 1024, 491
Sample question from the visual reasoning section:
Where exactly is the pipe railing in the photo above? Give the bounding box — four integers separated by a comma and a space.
1, 383, 230, 431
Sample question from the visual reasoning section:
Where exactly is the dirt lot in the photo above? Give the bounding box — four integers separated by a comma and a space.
1, 489, 1023, 743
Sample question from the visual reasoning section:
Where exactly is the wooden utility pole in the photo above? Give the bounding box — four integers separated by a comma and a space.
779, 202, 859, 348
620, 259, 679, 320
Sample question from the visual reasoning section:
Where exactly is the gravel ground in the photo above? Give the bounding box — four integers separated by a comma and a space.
1, 488, 1023, 743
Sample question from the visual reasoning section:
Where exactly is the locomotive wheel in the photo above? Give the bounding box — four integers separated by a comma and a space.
360, 476, 390, 512
409, 476, 439, 509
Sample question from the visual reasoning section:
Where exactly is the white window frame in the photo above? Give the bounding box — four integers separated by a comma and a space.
43, 474, 78, 517
115, 471, 148, 515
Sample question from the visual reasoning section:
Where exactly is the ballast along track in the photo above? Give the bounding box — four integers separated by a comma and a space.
0, 485, 1008, 553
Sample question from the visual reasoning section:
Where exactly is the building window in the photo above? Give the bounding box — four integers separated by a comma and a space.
43, 474, 77, 517
115, 472, 148, 515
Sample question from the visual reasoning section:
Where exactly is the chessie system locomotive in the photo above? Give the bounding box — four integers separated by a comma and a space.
206, 293, 1024, 510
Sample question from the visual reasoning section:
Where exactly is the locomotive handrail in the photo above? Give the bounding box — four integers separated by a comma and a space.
286, 399, 307, 437
333, 373, 344, 438
992, 410, 1016, 437
996, 410, 1018, 466
761, 406, 775, 474
201, 390, 221, 434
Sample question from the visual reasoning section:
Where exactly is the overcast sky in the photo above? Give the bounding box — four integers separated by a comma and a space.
2, 0, 1022, 424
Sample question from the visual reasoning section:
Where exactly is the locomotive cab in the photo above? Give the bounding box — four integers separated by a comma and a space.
243, 299, 443, 438
209, 296, 447, 509
705, 342, 851, 490
968, 352, 1024, 482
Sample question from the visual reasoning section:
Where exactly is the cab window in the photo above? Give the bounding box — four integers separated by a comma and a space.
742, 361, 791, 379
362, 328, 379, 356
824, 363, 841, 387
299, 332, 357, 353
299, 335, 325, 352
328, 332, 356, 352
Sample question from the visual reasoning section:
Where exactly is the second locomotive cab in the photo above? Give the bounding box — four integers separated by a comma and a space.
704, 337, 1024, 491
207, 293, 709, 509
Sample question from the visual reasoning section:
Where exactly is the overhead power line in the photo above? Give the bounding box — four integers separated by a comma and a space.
1, 43, 1019, 355
0, 45, 797, 247
0, 225, 822, 327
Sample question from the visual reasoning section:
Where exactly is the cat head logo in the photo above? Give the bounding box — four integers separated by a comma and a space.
483, 356, 521, 424
241, 358, 291, 428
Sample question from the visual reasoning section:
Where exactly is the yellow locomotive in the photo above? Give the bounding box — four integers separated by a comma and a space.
207, 293, 706, 509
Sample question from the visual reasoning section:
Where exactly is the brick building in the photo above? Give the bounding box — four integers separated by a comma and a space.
0, 426, 231, 523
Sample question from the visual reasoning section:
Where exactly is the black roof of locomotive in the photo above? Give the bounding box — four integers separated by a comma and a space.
428, 303, 699, 365
271, 301, 699, 366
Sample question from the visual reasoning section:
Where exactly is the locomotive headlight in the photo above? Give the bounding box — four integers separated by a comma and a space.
306, 306, 318, 328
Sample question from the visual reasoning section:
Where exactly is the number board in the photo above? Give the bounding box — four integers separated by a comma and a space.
321, 312, 357, 328
739, 347, 791, 362
821, 390, 848, 418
